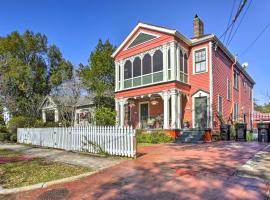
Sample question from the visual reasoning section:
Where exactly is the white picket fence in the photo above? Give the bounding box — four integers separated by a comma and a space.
17, 126, 136, 158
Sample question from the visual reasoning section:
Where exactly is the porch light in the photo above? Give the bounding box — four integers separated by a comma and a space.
129, 100, 136, 107
151, 99, 159, 106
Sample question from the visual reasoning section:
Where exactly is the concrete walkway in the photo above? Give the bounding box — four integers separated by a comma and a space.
237, 143, 270, 182
8, 141, 269, 200
0, 143, 124, 170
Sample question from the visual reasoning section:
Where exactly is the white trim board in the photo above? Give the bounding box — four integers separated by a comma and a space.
192, 90, 210, 128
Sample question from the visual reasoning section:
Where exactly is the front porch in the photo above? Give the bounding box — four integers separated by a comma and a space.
115, 89, 187, 130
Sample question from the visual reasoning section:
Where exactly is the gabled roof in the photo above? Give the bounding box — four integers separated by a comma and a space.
112, 22, 255, 85
112, 22, 191, 58
40, 95, 93, 110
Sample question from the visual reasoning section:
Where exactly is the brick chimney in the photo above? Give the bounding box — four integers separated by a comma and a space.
193, 14, 204, 38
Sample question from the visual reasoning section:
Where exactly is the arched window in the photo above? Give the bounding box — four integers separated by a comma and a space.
153, 50, 163, 72
124, 60, 132, 79
133, 57, 141, 77
184, 53, 188, 83
142, 54, 151, 75
180, 50, 183, 72
168, 49, 171, 80
184, 54, 188, 74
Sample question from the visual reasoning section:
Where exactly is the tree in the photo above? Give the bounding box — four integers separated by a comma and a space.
50, 79, 82, 126
94, 107, 116, 125
78, 39, 116, 108
0, 31, 73, 118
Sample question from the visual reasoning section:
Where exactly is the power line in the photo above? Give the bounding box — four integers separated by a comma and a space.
226, 0, 253, 47
223, 0, 237, 43
219, 0, 248, 41
240, 22, 270, 57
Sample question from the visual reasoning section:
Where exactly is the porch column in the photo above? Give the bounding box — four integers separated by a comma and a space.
163, 92, 170, 129
119, 99, 125, 126
54, 109, 59, 122
176, 46, 180, 81
115, 99, 120, 125
120, 61, 124, 90
170, 42, 176, 80
42, 110, 46, 123
171, 90, 178, 129
177, 93, 182, 129
115, 61, 119, 91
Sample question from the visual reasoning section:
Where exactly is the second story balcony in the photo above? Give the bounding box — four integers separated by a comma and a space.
115, 42, 188, 92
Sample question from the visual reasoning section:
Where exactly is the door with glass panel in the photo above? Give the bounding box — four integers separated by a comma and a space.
194, 97, 207, 129
140, 103, 149, 128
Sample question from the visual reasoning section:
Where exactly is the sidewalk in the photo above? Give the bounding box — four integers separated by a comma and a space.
0, 143, 125, 170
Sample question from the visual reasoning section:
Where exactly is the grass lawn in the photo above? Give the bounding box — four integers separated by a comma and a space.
137, 143, 158, 148
0, 149, 90, 189
0, 148, 22, 157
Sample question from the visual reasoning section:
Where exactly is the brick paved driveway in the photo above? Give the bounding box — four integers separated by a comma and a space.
8, 142, 269, 200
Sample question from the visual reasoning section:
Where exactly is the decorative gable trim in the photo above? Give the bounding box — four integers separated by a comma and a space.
125, 31, 160, 50
112, 22, 191, 58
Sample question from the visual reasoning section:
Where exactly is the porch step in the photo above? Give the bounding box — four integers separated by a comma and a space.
176, 129, 204, 143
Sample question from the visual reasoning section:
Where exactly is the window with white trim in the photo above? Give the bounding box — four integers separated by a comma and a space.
218, 95, 223, 117
168, 49, 171, 80
179, 51, 188, 83
227, 79, 231, 100
234, 70, 239, 90
194, 48, 206, 73
233, 103, 239, 121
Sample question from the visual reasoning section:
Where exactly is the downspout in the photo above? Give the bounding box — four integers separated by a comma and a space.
231, 55, 237, 122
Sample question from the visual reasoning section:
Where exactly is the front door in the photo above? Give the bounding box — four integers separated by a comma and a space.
140, 103, 149, 128
194, 97, 207, 129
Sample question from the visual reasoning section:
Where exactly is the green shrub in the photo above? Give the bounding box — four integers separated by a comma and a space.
0, 125, 8, 133
230, 124, 236, 140
0, 132, 12, 141
8, 116, 36, 134
246, 131, 253, 141
44, 121, 59, 127
10, 134, 17, 142
94, 107, 116, 126
34, 120, 45, 128
136, 130, 173, 144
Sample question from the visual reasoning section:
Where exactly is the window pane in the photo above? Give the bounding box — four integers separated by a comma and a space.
168, 49, 171, 69
143, 54, 152, 75
142, 74, 152, 84
184, 54, 188, 73
180, 51, 183, 72
124, 79, 132, 88
133, 57, 141, 77
124, 60, 132, 79
133, 77, 141, 86
153, 50, 163, 72
153, 71, 163, 82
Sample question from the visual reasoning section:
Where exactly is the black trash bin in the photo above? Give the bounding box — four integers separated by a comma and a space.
257, 123, 270, 143
235, 123, 247, 141
220, 124, 231, 140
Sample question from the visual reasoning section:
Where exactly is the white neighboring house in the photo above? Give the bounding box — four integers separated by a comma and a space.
40, 96, 95, 126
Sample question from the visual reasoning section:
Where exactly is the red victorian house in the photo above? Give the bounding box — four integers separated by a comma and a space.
113, 15, 255, 132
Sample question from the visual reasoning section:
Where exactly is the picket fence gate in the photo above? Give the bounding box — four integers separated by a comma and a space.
17, 126, 136, 158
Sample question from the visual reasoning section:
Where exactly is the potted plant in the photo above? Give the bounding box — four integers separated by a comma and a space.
183, 119, 190, 129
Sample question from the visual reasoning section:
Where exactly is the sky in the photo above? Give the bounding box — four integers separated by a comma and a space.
0, 0, 270, 105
